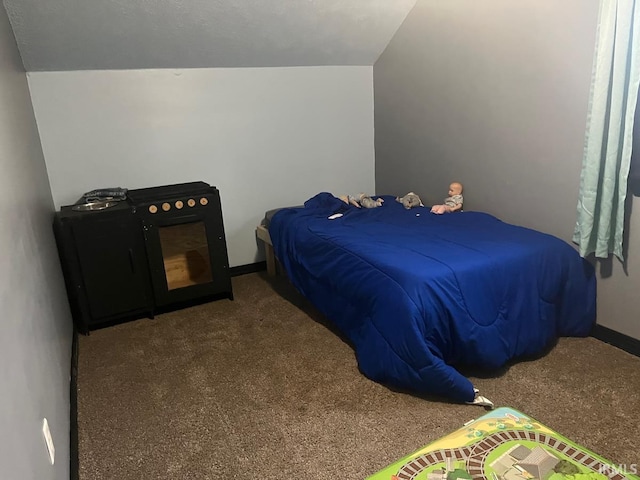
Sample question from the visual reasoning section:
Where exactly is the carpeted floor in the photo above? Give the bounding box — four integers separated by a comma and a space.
77, 272, 640, 480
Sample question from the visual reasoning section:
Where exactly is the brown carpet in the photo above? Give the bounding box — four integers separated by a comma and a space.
78, 272, 640, 480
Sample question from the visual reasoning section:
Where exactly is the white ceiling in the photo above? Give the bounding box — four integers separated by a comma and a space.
3, 0, 416, 71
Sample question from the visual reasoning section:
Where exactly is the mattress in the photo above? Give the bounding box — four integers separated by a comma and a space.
261, 206, 303, 229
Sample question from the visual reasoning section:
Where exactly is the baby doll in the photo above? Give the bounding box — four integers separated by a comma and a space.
430, 182, 463, 214
396, 192, 423, 209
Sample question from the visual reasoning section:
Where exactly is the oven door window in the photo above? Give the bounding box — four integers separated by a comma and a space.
158, 221, 213, 290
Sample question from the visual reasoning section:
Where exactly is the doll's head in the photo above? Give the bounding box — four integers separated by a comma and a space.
448, 182, 463, 197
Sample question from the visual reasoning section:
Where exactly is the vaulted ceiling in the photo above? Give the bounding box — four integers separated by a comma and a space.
3, 0, 416, 71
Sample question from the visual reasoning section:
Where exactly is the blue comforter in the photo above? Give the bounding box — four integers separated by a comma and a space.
269, 193, 596, 403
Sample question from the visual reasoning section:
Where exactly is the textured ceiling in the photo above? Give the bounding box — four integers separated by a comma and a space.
3, 0, 416, 71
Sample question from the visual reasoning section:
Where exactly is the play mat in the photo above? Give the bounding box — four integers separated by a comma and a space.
368, 407, 638, 480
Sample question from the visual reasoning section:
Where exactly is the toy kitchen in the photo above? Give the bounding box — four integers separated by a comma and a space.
53, 182, 233, 333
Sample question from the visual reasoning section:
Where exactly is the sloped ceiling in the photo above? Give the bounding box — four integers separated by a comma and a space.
3, 0, 416, 71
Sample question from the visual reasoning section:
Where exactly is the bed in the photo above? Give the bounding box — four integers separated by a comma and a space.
262, 192, 596, 403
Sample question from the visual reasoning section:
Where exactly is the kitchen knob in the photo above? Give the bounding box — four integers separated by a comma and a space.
175, 200, 184, 209
162, 202, 171, 212
149, 205, 158, 214
188, 199, 196, 207
200, 197, 209, 206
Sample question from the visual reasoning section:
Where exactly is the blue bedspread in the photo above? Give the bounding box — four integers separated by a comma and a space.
269, 193, 597, 403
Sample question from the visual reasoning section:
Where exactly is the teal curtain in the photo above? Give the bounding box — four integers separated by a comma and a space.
574, 0, 640, 260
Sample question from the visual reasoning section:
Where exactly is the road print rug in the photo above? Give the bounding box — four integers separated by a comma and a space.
367, 407, 638, 480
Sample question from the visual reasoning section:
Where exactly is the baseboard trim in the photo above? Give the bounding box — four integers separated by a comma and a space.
70, 328, 79, 480
591, 324, 640, 357
230, 262, 266, 277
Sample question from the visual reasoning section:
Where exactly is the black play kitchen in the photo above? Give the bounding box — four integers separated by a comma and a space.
54, 182, 233, 333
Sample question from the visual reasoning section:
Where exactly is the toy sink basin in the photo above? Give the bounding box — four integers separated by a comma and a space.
71, 200, 119, 212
